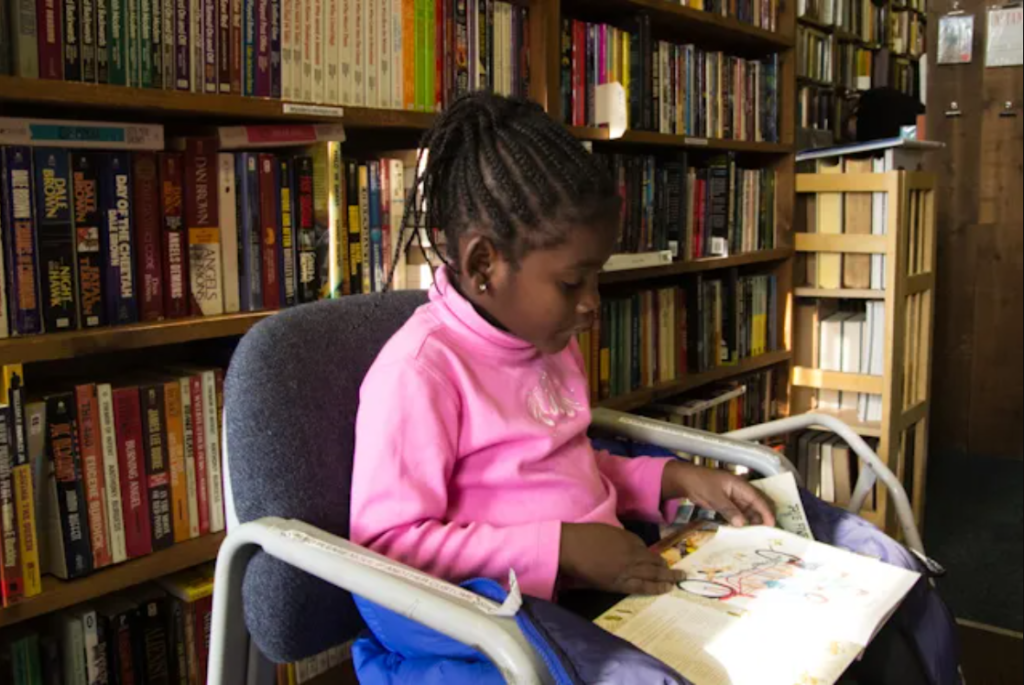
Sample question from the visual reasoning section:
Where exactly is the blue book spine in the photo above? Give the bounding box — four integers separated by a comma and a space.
242, 0, 256, 96
236, 153, 263, 310
367, 161, 383, 294
1, 146, 44, 335
99, 152, 138, 324
34, 148, 79, 332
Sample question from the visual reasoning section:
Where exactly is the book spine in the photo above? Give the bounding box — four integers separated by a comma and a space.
139, 597, 171, 685
340, 0, 352, 104
132, 152, 165, 322
278, 158, 297, 307
280, 0, 292, 99
218, 154, 240, 314
111, 609, 137, 685
294, 157, 318, 303
169, 599, 189, 685
454, 0, 468, 98
158, 153, 189, 318
427, 0, 437, 109
380, 0, 392, 107
138, 0, 152, 87
241, 0, 254, 93
126, 0, 140, 86
560, 19, 570, 123
254, 0, 268, 95
194, 595, 213, 685
33, 148, 78, 333
107, 0, 127, 85
37, 0, 64, 79
392, 0, 403, 108
183, 138, 225, 317
413, 0, 424, 111
100, 152, 138, 325
217, 0, 230, 90
81, 0, 96, 80
300, 0, 312, 102
387, 158, 405, 290
173, 0, 188, 88
269, 0, 280, 97
47, 393, 95, 579
379, 159, 390, 286
96, 384, 127, 564
257, 154, 281, 309
357, 164, 370, 295
323, 0, 338, 103
74, 385, 112, 569
230, 0, 241, 93
10, 0, 40, 79
200, 0, 214, 91
200, 371, 224, 533
2, 147, 43, 336
325, 142, 345, 299
236, 153, 262, 310
141, 384, 173, 551
95, 0, 109, 83
0, 409, 25, 605
178, 378, 200, 539
163, 380, 189, 544
112, 387, 152, 559
189, 0, 201, 91
162, 0, 175, 87
367, 160, 382, 293
188, 375, 210, 536
5, 369, 41, 599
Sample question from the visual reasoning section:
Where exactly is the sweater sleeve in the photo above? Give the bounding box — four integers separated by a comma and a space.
593, 450, 678, 525
350, 359, 563, 601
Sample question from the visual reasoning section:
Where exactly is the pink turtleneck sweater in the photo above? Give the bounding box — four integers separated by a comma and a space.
350, 268, 674, 600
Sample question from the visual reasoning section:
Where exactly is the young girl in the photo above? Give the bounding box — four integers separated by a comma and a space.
350, 93, 958, 684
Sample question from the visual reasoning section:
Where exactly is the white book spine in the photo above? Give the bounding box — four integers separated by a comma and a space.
180, 378, 201, 539
365, 0, 379, 107
192, 0, 204, 92
313, 0, 326, 102
63, 616, 88, 685
218, 154, 241, 314
340, 0, 352, 104
202, 371, 225, 533
302, 0, 314, 102
378, 0, 391, 109
392, 0, 403, 108
282, 0, 293, 99
97, 384, 128, 565
352, 0, 364, 105
388, 159, 406, 289
293, 0, 304, 100
82, 610, 104, 685
326, 0, 341, 104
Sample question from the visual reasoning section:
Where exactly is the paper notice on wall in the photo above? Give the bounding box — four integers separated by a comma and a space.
986, 6, 1023, 68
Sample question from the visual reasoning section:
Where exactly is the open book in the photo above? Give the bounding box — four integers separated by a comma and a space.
596, 479, 919, 685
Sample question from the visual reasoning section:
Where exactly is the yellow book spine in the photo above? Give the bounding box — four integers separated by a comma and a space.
14, 463, 41, 598
622, 33, 631, 129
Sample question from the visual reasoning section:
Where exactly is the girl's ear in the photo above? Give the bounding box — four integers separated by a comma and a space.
460, 234, 502, 293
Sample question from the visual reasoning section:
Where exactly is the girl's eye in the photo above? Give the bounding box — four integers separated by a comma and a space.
561, 281, 584, 291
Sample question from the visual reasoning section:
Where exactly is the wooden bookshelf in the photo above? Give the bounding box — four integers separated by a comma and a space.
795, 287, 886, 300
569, 127, 794, 155
0, 534, 225, 630
0, 312, 274, 365
600, 248, 793, 285
597, 350, 793, 413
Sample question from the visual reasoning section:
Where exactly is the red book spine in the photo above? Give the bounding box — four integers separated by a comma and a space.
159, 153, 190, 318
183, 138, 220, 316
133, 153, 165, 322
75, 385, 112, 569
113, 388, 153, 559
0, 409, 24, 606
257, 154, 281, 310
573, 21, 585, 128
37, 0, 64, 79
194, 595, 214, 684
231, 0, 243, 93
189, 376, 210, 536
218, 0, 232, 92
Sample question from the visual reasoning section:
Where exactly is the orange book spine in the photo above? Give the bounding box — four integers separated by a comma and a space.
403, 0, 416, 110
165, 380, 191, 544
76, 384, 112, 569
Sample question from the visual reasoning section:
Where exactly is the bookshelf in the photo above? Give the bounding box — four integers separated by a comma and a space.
1, 1, 799, 681
792, 171, 936, 537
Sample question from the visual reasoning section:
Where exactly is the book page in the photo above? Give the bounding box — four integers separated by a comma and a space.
750, 473, 814, 540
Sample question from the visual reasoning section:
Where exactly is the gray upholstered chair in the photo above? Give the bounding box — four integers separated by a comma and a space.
209, 292, 925, 685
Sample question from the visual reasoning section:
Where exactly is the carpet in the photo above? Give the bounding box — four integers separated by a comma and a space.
925, 451, 1023, 631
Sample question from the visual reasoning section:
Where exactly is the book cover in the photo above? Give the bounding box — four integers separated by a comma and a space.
100, 152, 138, 325
174, 0, 189, 89
140, 383, 173, 551
230, 0, 242, 93
278, 158, 297, 307
133, 152, 165, 322
163, 379, 190, 543
177, 376, 200, 539
293, 156, 318, 303
70, 153, 105, 329
96, 384, 128, 564
112, 386, 153, 559
33, 148, 78, 333
218, 154, 241, 315
45, 392, 94, 579
1, 146, 43, 336
10, 0, 40, 79
4, 367, 41, 599
269, 0, 280, 97
0, 408, 24, 605
257, 153, 281, 310
182, 138, 224, 317
236, 153, 262, 311
81, 0, 96, 81
37, 0, 64, 78
159, 153, 189, 318
74, 384, 113, 570
217, 0, 231, 91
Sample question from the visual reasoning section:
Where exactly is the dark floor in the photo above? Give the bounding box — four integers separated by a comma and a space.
925, 451, 1023, 632
960, 625, 1024, 685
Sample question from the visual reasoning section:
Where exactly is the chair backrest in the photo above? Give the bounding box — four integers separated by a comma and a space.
225, 291, 428, 663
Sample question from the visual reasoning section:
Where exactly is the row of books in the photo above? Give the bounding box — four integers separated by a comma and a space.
0, 363, 227, 608
0, 0, 531, 108
792, 430, 881, 508
559, 16, 780, 144
647, 369, 778, 435
593, 153, 778, 261
578, 274, 779, 401
662, 0, 779, 32
816, 305, 884, 423
799, 0, 885, 41
798, 85, 849, 134
0, 564, 215, 685
275, 645, 352, 685
798, 27, 834, 84
890, 10, 925, 58
836, 43, 873, 92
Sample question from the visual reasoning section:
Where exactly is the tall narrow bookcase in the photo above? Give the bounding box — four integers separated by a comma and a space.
1, 0, 798, 677
792, 170, 936, 537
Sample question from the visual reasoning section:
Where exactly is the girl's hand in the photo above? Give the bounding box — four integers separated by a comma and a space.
559, 523, 684, 596
663, 461, 777, 529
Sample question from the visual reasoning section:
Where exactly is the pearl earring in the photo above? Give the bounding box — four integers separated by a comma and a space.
478, 283, 488, 293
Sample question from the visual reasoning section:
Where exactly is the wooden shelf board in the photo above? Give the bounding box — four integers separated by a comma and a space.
798, 76, 838, 90
792, 367, 886, 395
597, 350, 792, 412
570, 126, 793, 154
795, 287, 886, 300
0, 312, 274, 365
797, 16, 836, 33
600, 249, 793, 285
0, 76, 438, 128
795, 233, 888, 255
566, 0, 794, 53
0, 534, 225, 629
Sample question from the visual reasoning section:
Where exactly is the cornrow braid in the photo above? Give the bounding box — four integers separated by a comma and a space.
385, 92, 620, 291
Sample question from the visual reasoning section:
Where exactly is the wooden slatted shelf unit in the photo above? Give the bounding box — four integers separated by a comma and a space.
0, 535, 225, 629
792, 171, 937, 535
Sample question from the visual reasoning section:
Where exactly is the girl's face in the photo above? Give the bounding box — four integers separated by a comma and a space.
458, 221, 619, 355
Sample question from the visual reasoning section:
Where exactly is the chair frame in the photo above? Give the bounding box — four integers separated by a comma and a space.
209, 411, 927, 685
